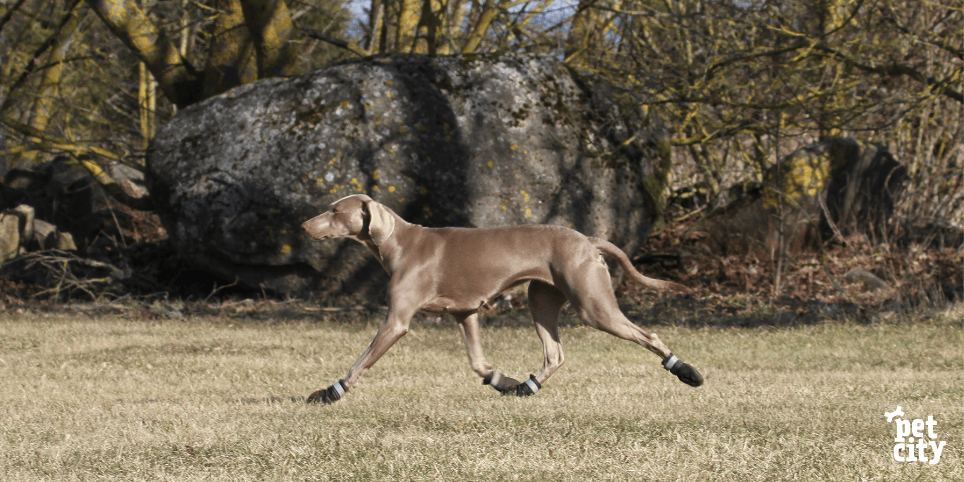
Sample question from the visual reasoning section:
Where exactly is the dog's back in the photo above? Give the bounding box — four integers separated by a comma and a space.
407, 224, 589, 312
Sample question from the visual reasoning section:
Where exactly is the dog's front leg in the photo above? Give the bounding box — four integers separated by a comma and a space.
308, 302, 417, 404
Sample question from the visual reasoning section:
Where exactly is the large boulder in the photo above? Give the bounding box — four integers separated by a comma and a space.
147, 54, 672, 300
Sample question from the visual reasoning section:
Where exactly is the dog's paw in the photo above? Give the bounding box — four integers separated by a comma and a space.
663, 354, 704, 387
306, 380, 348, 404
503, 375, 541, 397
671, 362, 704, 387
483, 371, 522, 393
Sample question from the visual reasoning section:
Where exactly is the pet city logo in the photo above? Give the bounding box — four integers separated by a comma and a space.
885, 406, 946, 465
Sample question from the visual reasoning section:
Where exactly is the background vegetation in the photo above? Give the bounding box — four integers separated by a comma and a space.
0, 1, 959, 304
1, 1, 960, 228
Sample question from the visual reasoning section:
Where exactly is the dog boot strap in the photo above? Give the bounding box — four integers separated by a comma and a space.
512, 375, 541, 396
663, 354, 704, 387
524, 375, 541, 394
483, 371, 503, 386
330, 380, 347, 399
307, 379, 348, 404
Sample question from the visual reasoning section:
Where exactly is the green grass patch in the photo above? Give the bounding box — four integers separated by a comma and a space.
1, 306, 961, 481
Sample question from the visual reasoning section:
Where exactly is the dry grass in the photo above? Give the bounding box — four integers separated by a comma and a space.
0, 304, 961, 481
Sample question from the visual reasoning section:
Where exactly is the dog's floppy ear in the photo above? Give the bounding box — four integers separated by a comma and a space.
362, 198, 395, 247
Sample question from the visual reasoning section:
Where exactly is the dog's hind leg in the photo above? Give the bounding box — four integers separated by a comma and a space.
563, 262, 703, 387
486, 281, 568, 397
528, 281, 568, 388
456, 312, 491, 377
456, 311, 523, 393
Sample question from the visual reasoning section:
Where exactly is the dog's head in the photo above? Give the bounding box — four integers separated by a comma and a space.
302, 194, 396, 246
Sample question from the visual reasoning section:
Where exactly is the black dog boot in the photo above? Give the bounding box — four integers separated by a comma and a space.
505, 375, 541, 397
483, 371, 522, 394
663, 354, 704, 387
307, 380, 348, 404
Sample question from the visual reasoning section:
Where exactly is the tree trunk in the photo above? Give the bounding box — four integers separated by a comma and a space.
238, 0, 298, 79
85, 0, 202, 108
205, 0, 257, 97
13, 0, 83, 168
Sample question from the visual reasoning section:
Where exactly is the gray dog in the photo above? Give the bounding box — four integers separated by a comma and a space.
302, 194, 703, 403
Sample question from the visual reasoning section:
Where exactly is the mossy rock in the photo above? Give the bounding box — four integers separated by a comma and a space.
699, 138, 905, 256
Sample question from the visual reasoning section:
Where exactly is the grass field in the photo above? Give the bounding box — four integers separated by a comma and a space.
1, 304, 961, 481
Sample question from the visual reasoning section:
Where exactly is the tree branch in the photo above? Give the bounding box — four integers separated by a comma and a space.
811, 43, 963, 104
0, 115, 152, 211
300, 28, 367, 56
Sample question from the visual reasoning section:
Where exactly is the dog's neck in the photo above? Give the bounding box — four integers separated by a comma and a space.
355, 213, 414, 275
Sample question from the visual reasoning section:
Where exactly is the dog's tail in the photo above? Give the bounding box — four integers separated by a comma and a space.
589, 237, 691, 294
